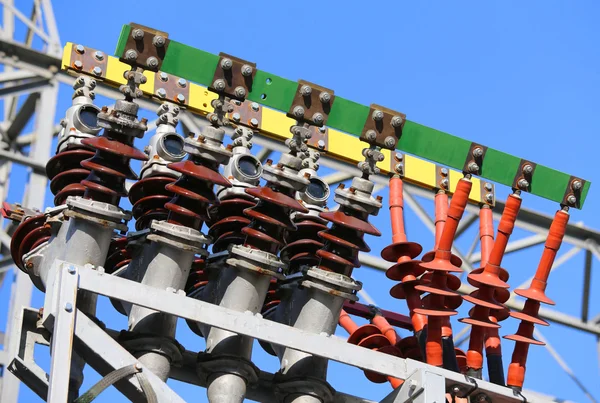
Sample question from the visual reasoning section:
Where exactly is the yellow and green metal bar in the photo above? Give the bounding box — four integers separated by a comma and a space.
62, 42, 496, 206
114, 24, 591, 208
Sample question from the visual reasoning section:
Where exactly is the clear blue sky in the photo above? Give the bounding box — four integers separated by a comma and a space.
1, 0, 599, 402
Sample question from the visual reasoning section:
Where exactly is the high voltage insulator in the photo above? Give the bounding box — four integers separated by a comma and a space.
415, 177, 472, 368
129, 103, 186, 231
505, 208, 569, 391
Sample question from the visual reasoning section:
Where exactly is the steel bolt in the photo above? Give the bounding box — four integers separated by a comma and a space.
68, 266, 76, 274
73, 60, 83, 69
132, 29, 145, 40
146, 57, 159, 69
468, 161, 480, 173
232, 113, 241, 122
300, 85, 312, 97
394, 153, 403, 161
391, 115, 403, 128
384, 136, 396, 148
317, 140, 326, 149
312, 112, 324, 125
567, 194, 577, 205
518, 178, 529, 189
92, 66, 102, 76
484, 182, 493, 191
213, 79, 226, 91
366, 129, 377, 141
64, 302, 73, 313
251, 102, 260, 111
395, 163, 403, 173
372, 110, 384, 121
178, 78, 187, 87
241, 64, 253, 76
125, 49, 138, 61
320, 92, 331, 103
152, 35, 166, 47
234, 86, 247, 98
472, 147, 484, 158
572, 180, 582, 191
319, 126, 326, 133
250, 118, 259, 127
441, 167, 449, 176
75, 44, 85, 54
176, 93, 186, 103
94, 51, 104, 61
221, 58, 233, 70
156, 88, 167, 98
522, 164, 533, 175
441, 178, 449, 188
209, 114, 219, 124
135, 363, 143, 371
485, 193, 494, 203
293, 105, 305, 118
159, 72, 169, 81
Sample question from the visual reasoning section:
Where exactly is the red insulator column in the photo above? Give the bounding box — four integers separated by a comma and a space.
415, 177, 472, 368
460, 192, 521, 379
505, 207, 569, 391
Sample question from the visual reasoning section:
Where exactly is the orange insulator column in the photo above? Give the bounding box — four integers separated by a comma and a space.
339, 310, 403, 388
460, 193, 521, 378
415, 177, 472, 368
505, 207, 569, 391
382, 175, 426, 337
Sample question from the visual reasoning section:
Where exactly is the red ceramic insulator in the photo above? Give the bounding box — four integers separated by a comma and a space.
415, 178, 472, 367
208, 196, 255, 254
185, 256, 209, 294
505, 208, 569, 390
241, 184, 309, 256
105, 236, 131, 274
12, 139, 97, 272
317, 207, 380, 276
80, 131, 148, 206
165, 160, 231, 230
10, 214, 51, 272
460, 194, 521, 372
280, 214, 328, 273
46, 146, 95, 206
479, 205, 494, 268
382, 176, 426, 333
129, 176, 178, 231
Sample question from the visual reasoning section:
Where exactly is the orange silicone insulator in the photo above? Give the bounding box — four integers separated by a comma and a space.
372, 314, 399, 346
505, 209, 569, 389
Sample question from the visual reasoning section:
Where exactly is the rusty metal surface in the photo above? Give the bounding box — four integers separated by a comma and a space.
228, 99, 262, 129
287, 80, 335, 126
154, 71, 190, 105
462, 142, 488, 176
69, 44, 108, 78
360, 104, 405, 150
210, 53, 256, 100
512, 159, 536, 192
119, 23, 170, 71
562, 176, 586, 208
307, 126, 329, 151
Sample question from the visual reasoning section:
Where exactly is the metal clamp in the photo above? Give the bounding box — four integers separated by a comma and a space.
210, 53, 256, 100
360, 104, 405, 150
287, 80, 335, 126
119, 23, 170, 71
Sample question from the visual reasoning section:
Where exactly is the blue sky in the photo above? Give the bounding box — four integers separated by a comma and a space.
1, 0, 599, 402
